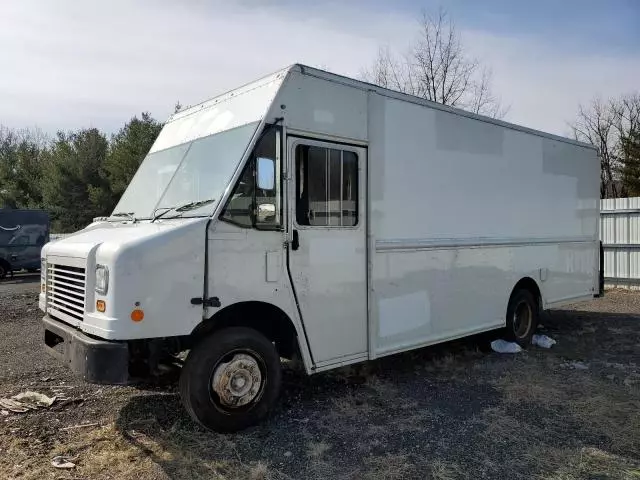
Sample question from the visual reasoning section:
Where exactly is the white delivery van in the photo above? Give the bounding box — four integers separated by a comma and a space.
40, 65, 601, 432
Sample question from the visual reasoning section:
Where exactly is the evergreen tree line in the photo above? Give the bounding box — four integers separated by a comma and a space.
0, 113, 162, 232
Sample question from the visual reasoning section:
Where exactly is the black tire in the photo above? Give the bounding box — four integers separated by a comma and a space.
505, 289, 539, 347
0, 262, 8, 280
179, 327, 281, 433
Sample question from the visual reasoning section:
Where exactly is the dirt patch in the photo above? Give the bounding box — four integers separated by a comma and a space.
0, 286, 639, 479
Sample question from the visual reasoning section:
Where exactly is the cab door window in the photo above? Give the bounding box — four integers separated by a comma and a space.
295, 145, 358, 227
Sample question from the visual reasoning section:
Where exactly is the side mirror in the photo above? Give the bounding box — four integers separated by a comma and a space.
257, 203, 276, 223
256, 157, 275, 190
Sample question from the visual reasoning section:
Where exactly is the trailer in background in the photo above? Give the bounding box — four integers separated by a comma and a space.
0, 209, 50, 279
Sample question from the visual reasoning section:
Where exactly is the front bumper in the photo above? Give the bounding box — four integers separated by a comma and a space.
43, 315, 129, 384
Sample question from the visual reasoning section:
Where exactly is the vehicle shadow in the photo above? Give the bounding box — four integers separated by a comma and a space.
113, 308, 640, 479
0, 272, 40, 284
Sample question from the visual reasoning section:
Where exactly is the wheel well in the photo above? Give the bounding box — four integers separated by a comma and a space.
0, 258, 10, 271
190, 302, 299, 359
511, 277, 542, 309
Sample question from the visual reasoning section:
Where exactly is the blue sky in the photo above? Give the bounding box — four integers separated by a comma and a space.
369, 0, 640, 52
1, 0, 638, 136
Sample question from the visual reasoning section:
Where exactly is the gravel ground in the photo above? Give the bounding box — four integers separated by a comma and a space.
0, 278, 639, 480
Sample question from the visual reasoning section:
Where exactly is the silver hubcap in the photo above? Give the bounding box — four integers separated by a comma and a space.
212, 353, 262, 407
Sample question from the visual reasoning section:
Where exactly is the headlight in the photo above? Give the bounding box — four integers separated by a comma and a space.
95, 265, 109, 295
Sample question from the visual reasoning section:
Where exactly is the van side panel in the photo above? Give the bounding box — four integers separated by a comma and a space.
269, 68, 598, 363
271, 70, 368, 142
367, 93, 599, 357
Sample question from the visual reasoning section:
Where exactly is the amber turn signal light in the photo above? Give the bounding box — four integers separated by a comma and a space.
96, 300, 106, 312
131, 309, 144, 322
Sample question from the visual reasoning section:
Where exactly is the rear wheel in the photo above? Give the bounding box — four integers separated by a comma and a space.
179, 327, 281, 433
505, 289, 539, 347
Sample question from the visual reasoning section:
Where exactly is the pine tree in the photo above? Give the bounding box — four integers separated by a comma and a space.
0, 127, 49, 209
621, 129, 640, 196
102, 113, 162, 208
41, 129, 109, 232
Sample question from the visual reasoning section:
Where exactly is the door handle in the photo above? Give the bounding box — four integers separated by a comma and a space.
292, 230, 299, 251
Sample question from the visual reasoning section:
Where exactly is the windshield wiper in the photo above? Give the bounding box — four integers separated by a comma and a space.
152, 198, 216, 222
175, 198, 216, 212
110, 212, 135, 221
151, 206, 172, 221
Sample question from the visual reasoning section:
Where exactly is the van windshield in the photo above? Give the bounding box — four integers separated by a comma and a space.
112, 122, 259, 220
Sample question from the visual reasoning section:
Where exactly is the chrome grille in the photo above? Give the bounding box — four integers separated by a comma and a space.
47, 264, 86, 321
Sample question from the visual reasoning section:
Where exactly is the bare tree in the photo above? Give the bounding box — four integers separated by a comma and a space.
572, 98, 619, 198
572, 94, 640, 198
612, 94, 640, 139
361, 9, 507, 118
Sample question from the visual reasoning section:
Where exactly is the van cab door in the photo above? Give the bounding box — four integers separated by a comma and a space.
287, 137, 368, 366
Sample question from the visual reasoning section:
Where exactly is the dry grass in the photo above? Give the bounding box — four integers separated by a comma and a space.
542, 447, 640, 480
307, 441, 331, 460
429, 459, 462, 480
2, 350, 638, 480
2, 289, 640, 479
364, 374, 399, 399
492, 358, 566, 406
572, 393, 640, 453
3, 424, 168, 480
329, 394, 374, 418
0, 422, 275, 480
249, 461, 270, 480
493, 360, 640, 455
476, 346, 640, 480
362, 454, 415, 480
477, 414, 640, 478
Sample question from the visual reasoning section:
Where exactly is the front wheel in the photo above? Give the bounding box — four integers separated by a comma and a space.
505, 289, 539, 347
179, 327, 282, 432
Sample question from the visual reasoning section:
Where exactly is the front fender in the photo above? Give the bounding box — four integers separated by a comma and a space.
85, 218, 207, 340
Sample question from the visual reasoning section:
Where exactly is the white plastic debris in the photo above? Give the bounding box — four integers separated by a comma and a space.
561, 361, 589, 370
531, 334, 556, 349
490, 339, 522, 354
51, 455, 77, 469
13, 392, 56, 408
0, 399, 29, 413
0, 392, 56, 413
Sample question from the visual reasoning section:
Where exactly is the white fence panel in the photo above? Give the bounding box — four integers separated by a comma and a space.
601, 197, 640, 289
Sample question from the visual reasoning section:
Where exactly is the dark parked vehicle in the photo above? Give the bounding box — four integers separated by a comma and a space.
0, 209, 50, 279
